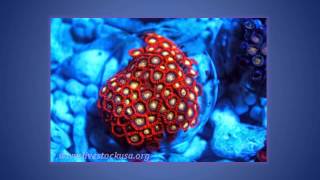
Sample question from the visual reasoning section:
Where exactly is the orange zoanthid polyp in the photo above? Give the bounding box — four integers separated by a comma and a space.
97, 33, 201, 151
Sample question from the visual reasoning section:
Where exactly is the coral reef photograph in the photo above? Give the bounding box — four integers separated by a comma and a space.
50, 18, 267, 162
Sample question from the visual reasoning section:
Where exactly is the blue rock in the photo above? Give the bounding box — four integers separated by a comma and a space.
149, 153, 166, 162
68, 95, 87, 114
51, 19, 73, 69
211, 108, 266, 160
90, 18, 104, 24
55, 149, 85, 162
102, 57, 118, 82
95, 23, 121, 38
73, 116, 88, 154
84, 84, 98, 98
58, 122, 71, 134
206, 18, 225, 39
262, 106, 267, 128
244, 92, 257, 106
51, 81, 56, 91
50, 94, 54, 110
233, 94, 249, 115
182, 136, 207, 161
170, 139, 190, 154
250, 105, 263, 121
159, 19, 206, 42
253, 19, 263, 29
169, 136, 207, 162
53, 90, 67, 100
71, 18, 97, 43
260, 97, 267, 106
86, 148, 99, 162
62, 113, 74, 124
52, 90, 68, 103
51, 120, 72, 149
235, 102, 249, 115
235, 96, 249, 115
182, 38, 206, 56
51, 75, 66, 90
104, 18, 143, 33
89, 127, 121, 152
50, 141, 64, 162
52, 99, 74, 124
66, 49, 110, 84
117, 40, 141, 69
169, 153, 191, 162
192, 54, 211, 83
86, 98, 99, 116
64, 79, 85, 96
105, 158, 128, 162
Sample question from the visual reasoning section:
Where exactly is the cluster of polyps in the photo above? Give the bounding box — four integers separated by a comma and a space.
97, 33, 201, 150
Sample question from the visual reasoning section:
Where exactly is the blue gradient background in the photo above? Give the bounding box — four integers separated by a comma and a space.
1, 0, 319, 179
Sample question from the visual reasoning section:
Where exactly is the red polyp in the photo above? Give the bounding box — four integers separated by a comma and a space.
97, 33, 201, 151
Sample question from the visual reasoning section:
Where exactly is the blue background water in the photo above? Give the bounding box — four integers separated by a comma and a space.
50, 18, 267, 162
